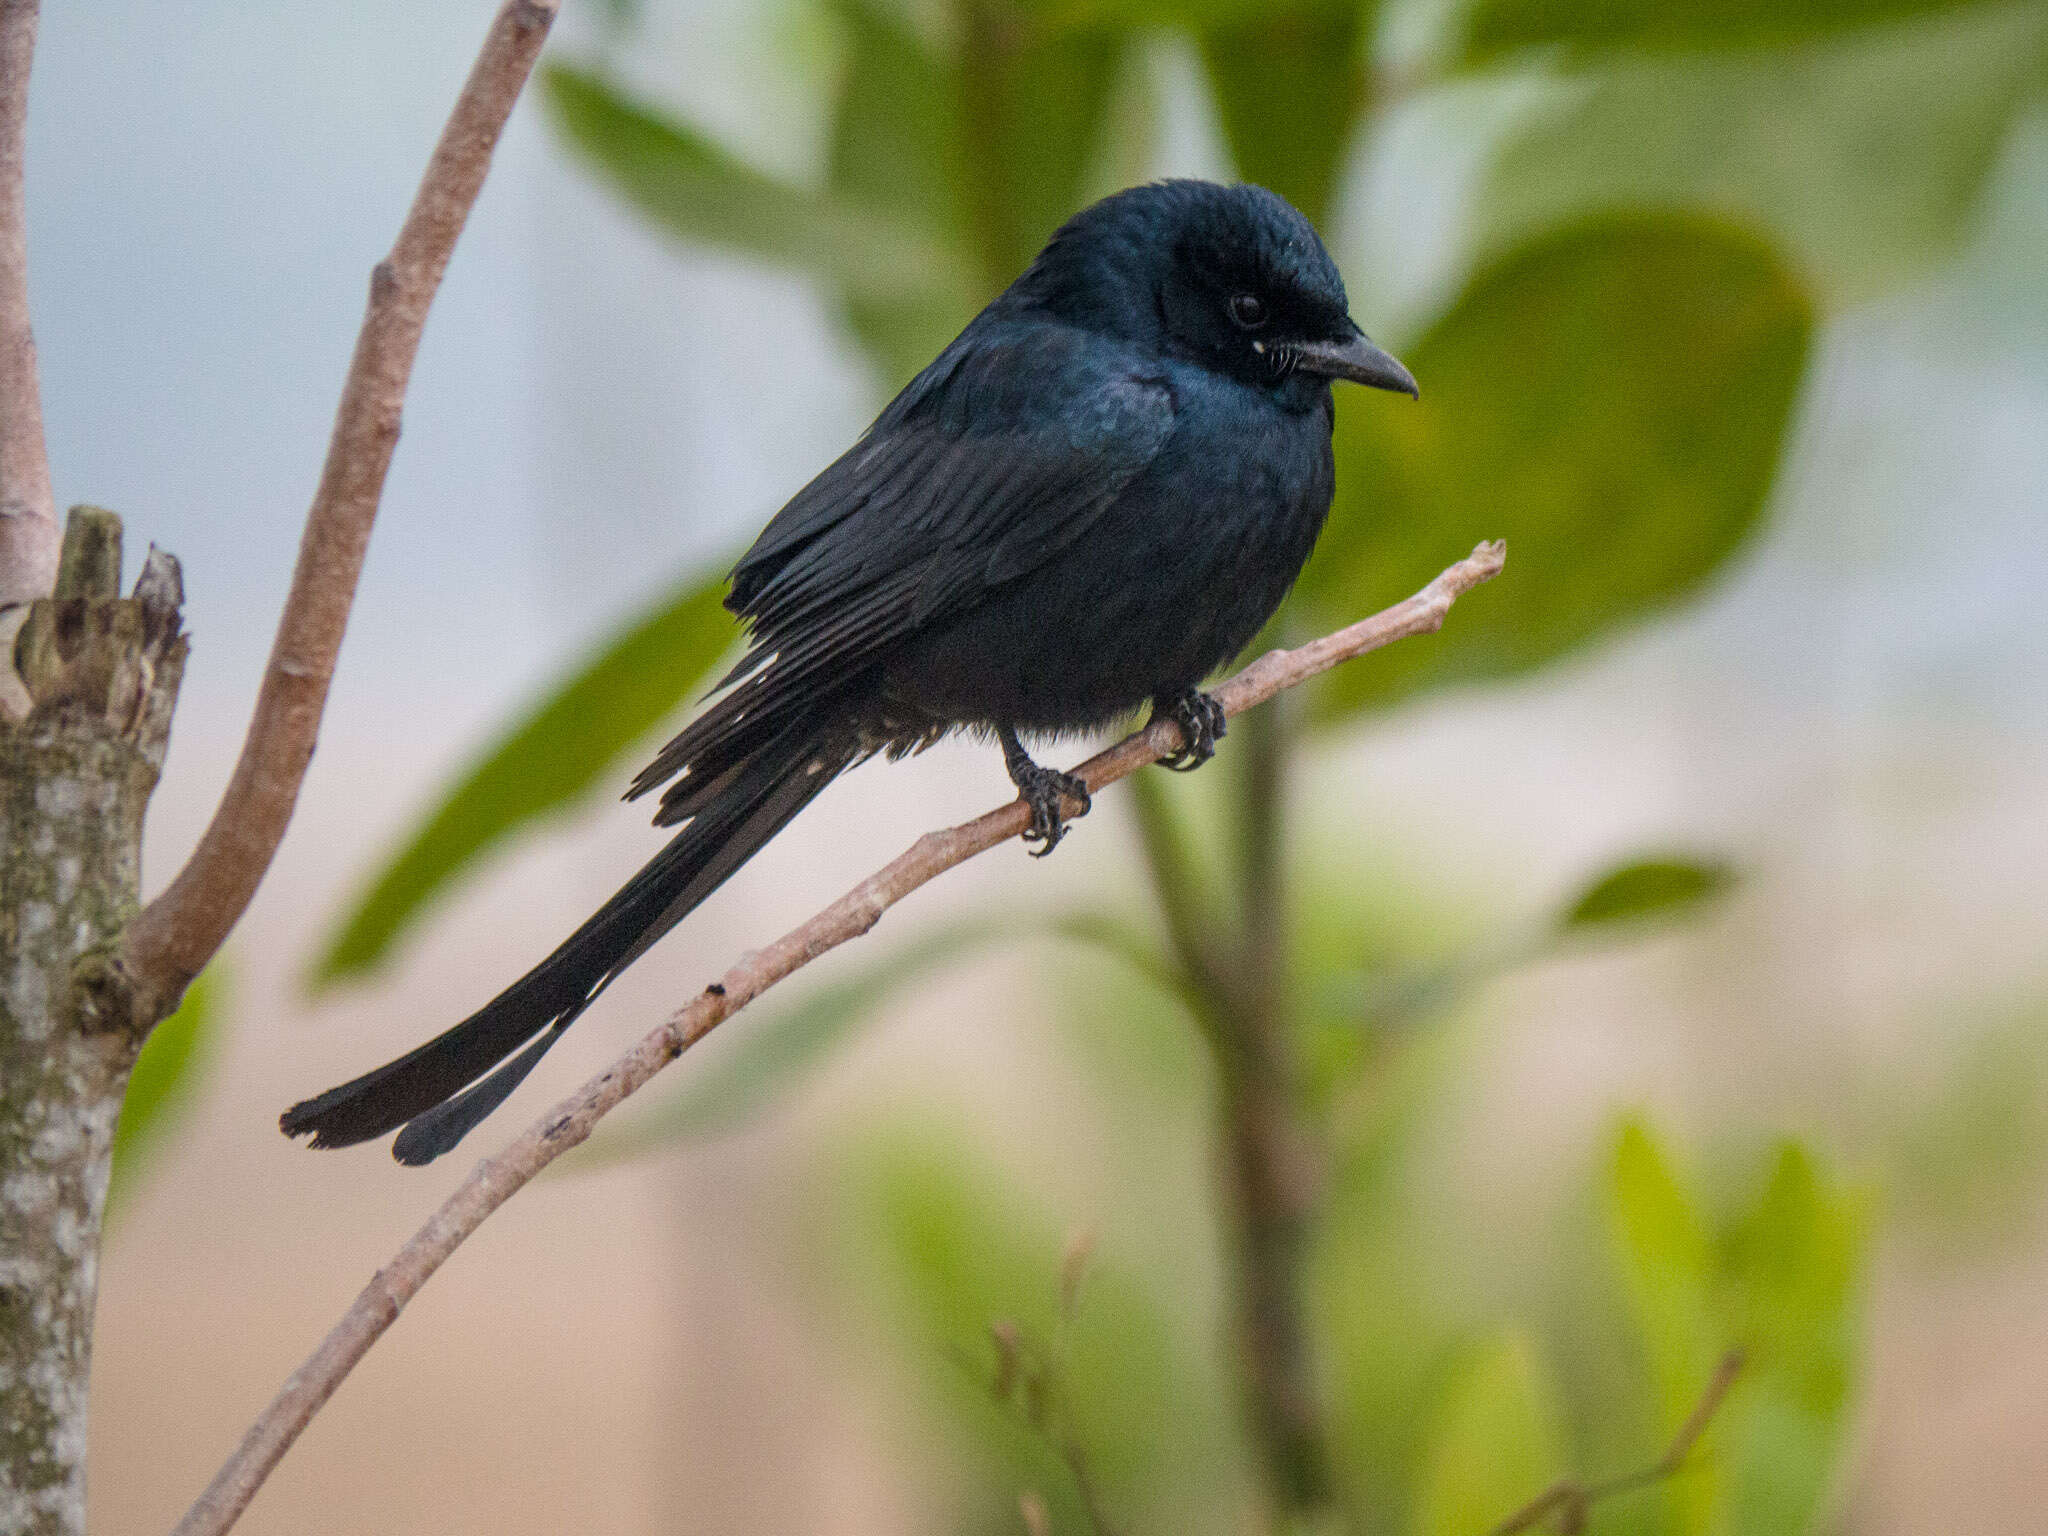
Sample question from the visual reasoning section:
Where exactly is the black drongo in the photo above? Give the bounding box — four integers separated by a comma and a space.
282, 178, 1417, 1163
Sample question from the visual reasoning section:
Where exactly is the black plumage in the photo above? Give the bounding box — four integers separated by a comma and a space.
281, 179, 1417, 1164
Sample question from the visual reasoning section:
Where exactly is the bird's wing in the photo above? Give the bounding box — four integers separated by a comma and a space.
730, 323, 1176, 680
730, 320, 1176, 625
628, 323, 1176, 806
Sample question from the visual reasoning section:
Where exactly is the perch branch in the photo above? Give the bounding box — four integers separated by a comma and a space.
0, 0, 58, 716
1487, 1349, 1745, 1536
171, 541, 1504, 1536
121, 0, 559, 1017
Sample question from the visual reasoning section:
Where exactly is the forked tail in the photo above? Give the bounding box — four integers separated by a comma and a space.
281, 723, 854, 1164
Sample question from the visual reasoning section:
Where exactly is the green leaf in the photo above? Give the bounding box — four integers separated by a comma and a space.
1595, 1127, 1866, 1536
1414, 1331, 1565, 1536
108, 968, 221, 1221
1718, 1142, 1865, 1536
1461, 0, 2005, 59
1200, 4, 1371, 224
1479, 3, 2048, 306
1561, 856, 1736, 931
543, 61, 963, 302
1299, 214, 1811, 720
1606, 1118, 1721, 1530
311, 564, 738, 990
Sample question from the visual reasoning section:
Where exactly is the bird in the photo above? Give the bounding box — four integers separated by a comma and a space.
281, 178, 1417, 1164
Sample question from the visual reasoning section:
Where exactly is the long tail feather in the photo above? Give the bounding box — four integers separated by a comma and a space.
281, 723, 854, 1162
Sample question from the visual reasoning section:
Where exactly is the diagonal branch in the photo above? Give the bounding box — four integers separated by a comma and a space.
1488, 1348, 1745, 1536
0, 0, 58, 716
120, 0, 560, 1020
170, 541, 1505, 1536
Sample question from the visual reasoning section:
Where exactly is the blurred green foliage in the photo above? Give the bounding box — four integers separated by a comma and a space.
1458, 0, 2003, 59
1606, 1122, 1866, 1535
818, 1100, 1866, 1534
1324, 854, 1735, 1041
1477, 3, 2048, 306
833, 1128, 1241, 1535
304, 0, 2048, 1528
1300, 215, 1809, 718
1884, 997, 2048, 1241
1413, 1332, 1564, 1536
546, 61, 965, 303
1199, 3, 1375, 221
107, 966, 221, 1224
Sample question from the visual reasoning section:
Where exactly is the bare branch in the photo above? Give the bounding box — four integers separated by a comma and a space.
121, 0, 560, 1016
0, 0, 58, 716
1487, 1349, 1745, 1536
171, 541, 1504, 1536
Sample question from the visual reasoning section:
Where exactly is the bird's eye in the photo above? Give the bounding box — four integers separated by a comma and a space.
1228, 293, 1268, 329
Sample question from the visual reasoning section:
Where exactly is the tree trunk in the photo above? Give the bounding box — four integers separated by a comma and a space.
0, 507, 184, 1536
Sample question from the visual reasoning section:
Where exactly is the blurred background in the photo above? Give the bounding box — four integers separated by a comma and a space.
27, 0, 2048, 1531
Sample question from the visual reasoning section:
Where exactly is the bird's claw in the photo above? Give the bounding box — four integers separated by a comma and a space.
1157, 688, 1227, 772
1014, 764, 1091, 857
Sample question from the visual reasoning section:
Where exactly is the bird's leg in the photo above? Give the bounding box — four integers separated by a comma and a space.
1153, 686, 1228, 772
997, 723, 1091, 857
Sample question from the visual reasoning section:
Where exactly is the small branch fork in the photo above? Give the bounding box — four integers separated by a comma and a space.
170, 541, 1504, 1536
117, 0, 561, 1023
1488, 1349, 1746, 1536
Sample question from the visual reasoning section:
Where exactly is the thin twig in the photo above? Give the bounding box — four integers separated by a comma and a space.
1487, 1348, 1745, 1536
984, 1231, 1123, 1536
0, 0, 58, 716
120, 0, 559, 1020
172, 541, 1504, 1536
1061, 1434, 1123, 1536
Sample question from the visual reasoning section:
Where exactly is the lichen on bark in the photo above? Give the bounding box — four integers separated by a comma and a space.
0, 507, 184, 1536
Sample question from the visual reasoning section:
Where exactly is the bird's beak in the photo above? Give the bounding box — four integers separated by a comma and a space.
1292, 324, 1419, 397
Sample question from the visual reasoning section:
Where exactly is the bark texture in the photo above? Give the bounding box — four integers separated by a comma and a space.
0, 508, 184, 1536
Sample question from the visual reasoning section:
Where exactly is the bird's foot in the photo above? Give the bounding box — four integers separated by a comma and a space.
1156, 688, 1227, 772
1013, 762, 1091, 857
997, 724, 1091, 856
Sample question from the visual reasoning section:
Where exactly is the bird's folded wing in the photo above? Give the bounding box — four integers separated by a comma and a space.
626, 324, 1178, 805
735, 323, 1175, 630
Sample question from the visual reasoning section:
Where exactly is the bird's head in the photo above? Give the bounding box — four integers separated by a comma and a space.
1014, 179, 1417, 401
